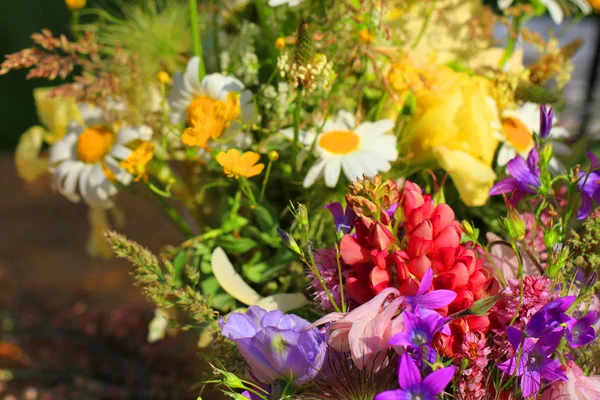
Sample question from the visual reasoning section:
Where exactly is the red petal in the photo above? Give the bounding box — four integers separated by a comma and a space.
340, 234, 371, 265
407, 255, 432, 280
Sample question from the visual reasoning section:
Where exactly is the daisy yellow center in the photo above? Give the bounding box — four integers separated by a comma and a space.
502, 116, 534, 152
318, 130, 361, 155
77, 126, 115, 163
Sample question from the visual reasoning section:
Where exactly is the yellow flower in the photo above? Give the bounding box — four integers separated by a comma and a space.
65, 0, 86, 10
34, 87, 82, 144
216, 149, 264, 179
119, 142, 154, 182
275, 37, 286, 49
156, 71, 171, 84
358, 28, 375, 45
182, 92, 241, 147
391, 61, 500, 206
591, 0, 600, 12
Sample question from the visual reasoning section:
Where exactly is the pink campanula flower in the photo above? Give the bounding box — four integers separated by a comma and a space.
541, 360, 600, 400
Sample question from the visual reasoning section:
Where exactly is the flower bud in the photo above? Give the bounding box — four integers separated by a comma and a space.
268, 150, 279, 161
502, 197, 525, 241
277, 228, 302, 255
275, 37, 286, 49
157, 71, 171, 84
296, 204, 309, 233
65, 0, 86, 9
294, 21, 314, 69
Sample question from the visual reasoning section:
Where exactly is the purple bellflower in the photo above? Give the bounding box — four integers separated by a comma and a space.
498, 327, 566, 399
566, 311, 597, 348
577, 152, 600, 220
404, 268, 457, 316
490, 147, 541, 203
324, 202, 356, 234
389, 310, 450, 351
539, 105, 554, 139
374, 352, 455, 400
526, 296, 576, 338
220, 306, 326, 385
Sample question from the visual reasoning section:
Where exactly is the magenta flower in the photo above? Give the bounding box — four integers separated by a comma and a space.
525, 296, 576, 338
374, 353, 455, 400
404, 268, 456, 316
324, 202, 356, 234
220, 306, 326, 385
566, 311, 597, 348
498, 327, 566, 398
489, 148, 541, 203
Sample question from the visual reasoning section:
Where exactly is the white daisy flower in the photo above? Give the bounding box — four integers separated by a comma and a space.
49, 106, 153, 208
498, 0, 591, 25
167, 57, 254, 145
497, 102, 570, 168
269, 0, 305, 7
301, 111, 398, 188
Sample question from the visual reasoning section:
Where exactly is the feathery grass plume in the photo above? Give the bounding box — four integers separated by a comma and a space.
105, 231, 218, 328
82, 0, 191, 79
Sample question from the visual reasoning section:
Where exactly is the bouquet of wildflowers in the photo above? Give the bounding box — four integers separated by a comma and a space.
4, 0, 600, 398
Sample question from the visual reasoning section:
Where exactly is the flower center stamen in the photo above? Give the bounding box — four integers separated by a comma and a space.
183, 94, 241, 147
318, 130, 361, 155
502, 116, 534, 152
77, 126, 115, 163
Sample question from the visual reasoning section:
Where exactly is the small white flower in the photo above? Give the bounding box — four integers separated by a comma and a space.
299, 111, 398, 188
167, 56, 254, 132
268, 0, 305, 7
49, 105, 152, 208
498, 0, 591, 24
497, 102, 570, 169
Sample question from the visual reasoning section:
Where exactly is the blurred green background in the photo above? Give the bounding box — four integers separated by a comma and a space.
0, 0, 72, 150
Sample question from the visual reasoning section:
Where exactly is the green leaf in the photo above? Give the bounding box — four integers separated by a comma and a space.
171, 251, 187, 287
252, 206, 277, 232
221, 213, 249, 233
217, 235, 257, 254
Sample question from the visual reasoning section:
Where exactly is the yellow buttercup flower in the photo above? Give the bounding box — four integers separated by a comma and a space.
156, 71, 171, 84
182, 92, 241, 147
65, 0, 86, 10
391, 60, 500, 206
119, 142, 155, 182
216, 149, 264, 179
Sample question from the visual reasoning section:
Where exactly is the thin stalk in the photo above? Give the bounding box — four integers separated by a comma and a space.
259, 157, 275, 204
509, 242, 525, 327
499, 16, 524, 69
149, 188, 195, 238
334, 242, 347, 313
189, 0, 206, 80
292, 89, 304, 178
411, 0, 437, 48
306, 250, 341, 313
71, 10, 80, 40
212, 0, 221, 71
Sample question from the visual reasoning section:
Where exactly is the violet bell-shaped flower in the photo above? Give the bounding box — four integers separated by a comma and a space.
525, 296, 576, 338
498, 326, 566, 399
539, 104, 554, 139
324, 202, 356, 234
577, 152, 600, 220
220, 306, 326, 385
489, 147, 541, 203
374, 352, 455, 400
312, 287, 403, 371
404, 268, 457, 317
566, 311, 597, 348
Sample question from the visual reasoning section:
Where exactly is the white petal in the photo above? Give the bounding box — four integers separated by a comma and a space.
54, 161, 84, 202
548, 126, 570, 140
239, 89, 256, 123
336, 110, 357, 130
183, 57, 202, 94
324, 157, 342, 188
355, 119, 394, 137
303, 158, 327, 188
105, 156, 133, 186
342, 156, 365, 183
496, 145, 516, 167
498, 0, 515, 10
354, 153, 378, 177
211, 247, 262, 306
541, 0, 564, 24
78, 103, 105, 127
361, 151, 391, 173
49, 132, 78, 164
571, 0, 592, 14
109, 144, 132, 160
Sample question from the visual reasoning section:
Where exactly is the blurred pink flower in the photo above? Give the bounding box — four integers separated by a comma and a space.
313, 287, 403, 371
541, 360, 600, 400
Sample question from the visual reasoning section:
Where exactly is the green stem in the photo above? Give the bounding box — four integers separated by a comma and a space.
335, 243, 347, 313
411, 0, 437, 49
306, 250, 341, 313
189, 0, 206, 80
509, 242, 525, 327
292, 90, 304, 179
149, 186, 195, 238
259, 157, 275, 204
71, 10, 80, 40
212, 0, 221, 71
499, 16, 524, 70
255, 0, 278, 58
